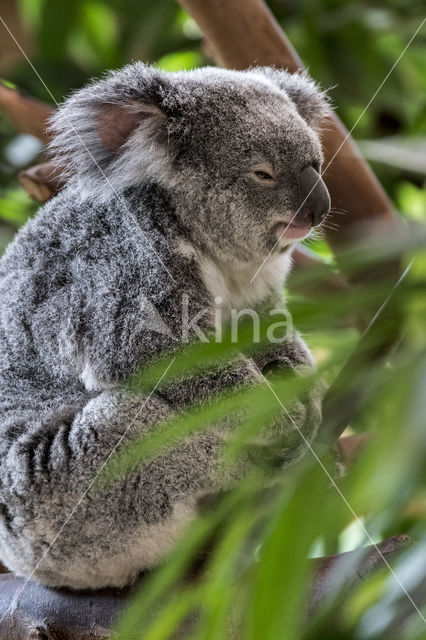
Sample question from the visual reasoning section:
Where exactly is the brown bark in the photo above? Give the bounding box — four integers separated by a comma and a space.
19, 162, 65, 203
0, 1, 34, 74
0, 573, 131, 639
0, 81, 54, 144
308, 534, 412, 613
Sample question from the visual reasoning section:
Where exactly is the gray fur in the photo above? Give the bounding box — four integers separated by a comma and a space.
0, 63, 328, 588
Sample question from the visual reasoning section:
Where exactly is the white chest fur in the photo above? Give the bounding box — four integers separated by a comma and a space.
177, 238, 291, 316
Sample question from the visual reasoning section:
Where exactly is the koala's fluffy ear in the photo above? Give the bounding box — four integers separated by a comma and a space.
48, 63, 172, 198
254, 68, 331, 131
96, 102, 166, 153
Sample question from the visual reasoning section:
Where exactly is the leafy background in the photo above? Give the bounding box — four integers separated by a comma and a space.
0, 1, 425, 639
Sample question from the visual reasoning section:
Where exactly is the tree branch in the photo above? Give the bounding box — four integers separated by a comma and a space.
309, 534, 412, 613
0, 535, 411, 639
0, 81, 54, 144
18, 162, 65, 203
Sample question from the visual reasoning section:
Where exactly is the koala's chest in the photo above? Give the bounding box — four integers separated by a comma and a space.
177, 238, 290, 319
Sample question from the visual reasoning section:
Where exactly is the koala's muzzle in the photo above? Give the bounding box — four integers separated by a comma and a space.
298, 166, 331, 227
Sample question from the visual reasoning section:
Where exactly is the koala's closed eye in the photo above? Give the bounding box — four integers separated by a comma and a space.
252, 165, 276, 184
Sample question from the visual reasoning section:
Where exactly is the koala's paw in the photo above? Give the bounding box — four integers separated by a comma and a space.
251, 359, 326, 471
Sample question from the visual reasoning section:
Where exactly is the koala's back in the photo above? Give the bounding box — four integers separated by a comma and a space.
0, 190, 85, 388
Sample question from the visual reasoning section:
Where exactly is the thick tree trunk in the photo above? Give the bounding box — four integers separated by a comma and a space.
0, 81, 54, 143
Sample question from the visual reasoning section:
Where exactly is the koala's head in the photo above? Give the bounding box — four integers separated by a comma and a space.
49, 63, 331, 263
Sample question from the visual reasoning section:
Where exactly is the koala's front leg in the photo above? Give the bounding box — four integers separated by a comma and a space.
160, 355, 263, 410
161, 334, 324, 469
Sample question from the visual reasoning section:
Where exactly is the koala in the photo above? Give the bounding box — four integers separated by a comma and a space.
0, 63, 330, 589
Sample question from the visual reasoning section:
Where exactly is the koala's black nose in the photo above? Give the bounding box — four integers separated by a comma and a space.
298, 166, 331, 227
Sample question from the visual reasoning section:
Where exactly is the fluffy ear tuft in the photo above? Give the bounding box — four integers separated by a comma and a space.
252, 67, 331, 131
47, 63, 173, 199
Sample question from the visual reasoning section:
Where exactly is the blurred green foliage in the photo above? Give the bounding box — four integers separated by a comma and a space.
0, 1, 426, 638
